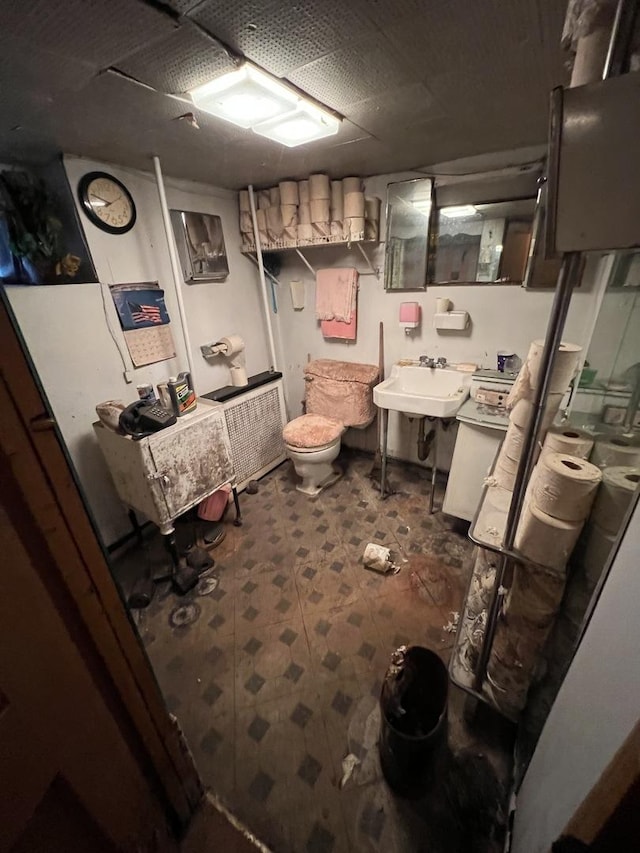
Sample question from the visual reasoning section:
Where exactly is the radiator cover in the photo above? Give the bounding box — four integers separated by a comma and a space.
221, 379, 287, 490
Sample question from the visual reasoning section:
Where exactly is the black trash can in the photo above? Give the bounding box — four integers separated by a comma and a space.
379, 645, 449, 797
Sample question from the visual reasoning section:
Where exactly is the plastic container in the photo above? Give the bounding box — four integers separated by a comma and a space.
378, 646, 449, 797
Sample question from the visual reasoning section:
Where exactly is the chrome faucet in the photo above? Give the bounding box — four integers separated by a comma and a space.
419, 355, 436, 368
435, 357, 447, 369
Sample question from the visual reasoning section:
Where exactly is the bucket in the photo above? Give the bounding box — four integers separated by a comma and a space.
378, 646, 449, 797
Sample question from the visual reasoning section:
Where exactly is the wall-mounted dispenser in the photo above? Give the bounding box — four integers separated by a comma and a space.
200, 334, 248, 385
400, 301, 421, 335
434, 310, 470, 330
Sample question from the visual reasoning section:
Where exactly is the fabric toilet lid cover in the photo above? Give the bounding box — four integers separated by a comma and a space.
283, 414, 343, 448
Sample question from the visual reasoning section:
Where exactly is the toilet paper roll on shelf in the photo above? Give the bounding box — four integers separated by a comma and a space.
590, 466, 640, 534
541, 426, 594, 460
344, 217, 365, 242
266, 205, 284, 240
530, 452, 602, 522
239, 211, 253, 234
590, 437, 640, 469
256, 208, 268, 246
257, 190, 271, 210
310, 198, 330, 223
298, 203, 311, 225
281, 205, 298, 228
515, 501, 583, 571
269, 186, 280, 206
344, 191, 365, 218
342, 176, 362, 194
505, 563, 566, 628
309, 173, 330, 199
298, 180, 310, 204
297, 223, 313, 245
508, 394, 563, 433
330, 180, 343, 220
493, 447, 519, 491
502, 423, 527, 462
312, 220, 331, 238
330, 221, 343, 239
527, 340, 582, 392
239, 190, 250, 212
279, 181, 299, 205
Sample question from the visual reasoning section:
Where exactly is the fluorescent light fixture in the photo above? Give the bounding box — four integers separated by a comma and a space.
440, 205, 478, 219
253, 103, 340, 147
190, 64, 341, 146
190, 65, 299, 129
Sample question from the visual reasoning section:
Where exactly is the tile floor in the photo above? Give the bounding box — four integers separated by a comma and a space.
115, 451, 513, 853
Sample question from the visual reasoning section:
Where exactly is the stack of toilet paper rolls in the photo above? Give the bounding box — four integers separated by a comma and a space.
238, 175, 381, 250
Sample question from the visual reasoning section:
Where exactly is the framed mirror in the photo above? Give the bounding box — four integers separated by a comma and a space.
429, 196, 536, 285
384, 177, 433, 291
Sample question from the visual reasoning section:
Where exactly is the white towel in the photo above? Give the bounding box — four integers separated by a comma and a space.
315, 267, 358, 322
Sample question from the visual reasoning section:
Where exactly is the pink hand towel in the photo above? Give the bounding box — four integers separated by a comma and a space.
321, 310, 357, 340
315, 267, 358, 321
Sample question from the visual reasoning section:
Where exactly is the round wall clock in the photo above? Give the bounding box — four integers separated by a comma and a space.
77, 171, 136, 234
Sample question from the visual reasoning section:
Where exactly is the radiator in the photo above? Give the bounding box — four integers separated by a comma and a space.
221, 379, 287, 490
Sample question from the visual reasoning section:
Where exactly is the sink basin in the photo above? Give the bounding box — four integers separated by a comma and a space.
373, 364, 472, 418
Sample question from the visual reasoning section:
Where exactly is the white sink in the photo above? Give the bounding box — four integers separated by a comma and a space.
373, 364, 472, 418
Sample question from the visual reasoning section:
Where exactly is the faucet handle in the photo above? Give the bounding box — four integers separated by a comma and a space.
436, 356, 447, 367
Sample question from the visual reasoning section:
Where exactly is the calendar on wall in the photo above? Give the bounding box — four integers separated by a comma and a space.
109, 281, 176, 366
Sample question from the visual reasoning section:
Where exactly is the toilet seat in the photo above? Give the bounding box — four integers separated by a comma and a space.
283, 414, 343, 450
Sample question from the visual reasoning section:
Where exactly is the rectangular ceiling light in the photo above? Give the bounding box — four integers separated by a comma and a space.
190, 64, 340, 146
252, 102, 340, 147
440, 205, 478, 219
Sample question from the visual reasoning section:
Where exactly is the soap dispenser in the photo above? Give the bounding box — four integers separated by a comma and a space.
400, 302, 421, 335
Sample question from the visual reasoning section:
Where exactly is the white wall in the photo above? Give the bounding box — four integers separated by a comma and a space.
512, 498, 640, 852
7, 156, 270, 546
274, 170, 605, 465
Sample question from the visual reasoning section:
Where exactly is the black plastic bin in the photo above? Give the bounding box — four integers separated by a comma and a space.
379, 645, 449, 797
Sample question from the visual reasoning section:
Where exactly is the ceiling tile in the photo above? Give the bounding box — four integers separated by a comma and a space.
190, 0, 379, 77
344, 83, 443, 139
0, 0, 177, 69
118, 24, 234, 94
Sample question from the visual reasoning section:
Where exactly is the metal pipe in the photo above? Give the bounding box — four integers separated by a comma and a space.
248, 185, 278, 370
602, 0, 627, 79
152, 155, 196, 388
380, 408, 389, 499
429, 422, 438, 515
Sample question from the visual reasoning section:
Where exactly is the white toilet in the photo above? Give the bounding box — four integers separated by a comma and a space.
283, 359, 379, 496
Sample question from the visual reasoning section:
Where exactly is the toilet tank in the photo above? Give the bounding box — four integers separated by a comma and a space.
304, 359, 379, 428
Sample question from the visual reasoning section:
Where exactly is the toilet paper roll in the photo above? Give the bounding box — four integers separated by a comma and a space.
527, 339, 582, 392
580, 522, 616, 587
269, 186, 280, 206
266, 205, 283, 238
365, 196, 381, 222
515, 501, 583, 571
362, 542, 392, 573
282, 225, 297, 244
590, 466, 640, 534
297, 223, 313, 244
436, 297, 452, 313
590, 437, 640, 469
330, 221, 343, 239
502, 423, 527, 462
530, 452, 602, 522
485, 484, 513, 514
312, 220, 331, 238
309, 173, 330, 199
342, 176, 362, 194
541, 426, 594, 460
216, 335, 244, 356
298, 203, 311, 225
310, 198, 330, 223
279, 180, 299, 205
257, 189, 271, 210
344, 217, 365, 241
344, 191, 365, 218
364, 219, 379, 241
505, 563, 566, 628
509, 394, 563, 433
298, 180, 310, 204
239, 211, 253, 233
493, 447, 518, 491
280, 204, 298, 228
239, 189, 250, 212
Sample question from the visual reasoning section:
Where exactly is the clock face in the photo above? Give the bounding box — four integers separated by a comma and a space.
78, 171, 136, 234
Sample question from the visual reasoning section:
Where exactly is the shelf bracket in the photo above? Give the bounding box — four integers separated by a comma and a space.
355, 242, 380, 278
295, 248, 316, 277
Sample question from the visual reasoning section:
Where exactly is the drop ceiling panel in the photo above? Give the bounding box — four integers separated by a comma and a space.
118, 24, 234, 94
190, 0, 379, 77
0, 0, 177, 69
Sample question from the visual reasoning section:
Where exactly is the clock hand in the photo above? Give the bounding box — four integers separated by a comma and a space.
90, 193, 122, 208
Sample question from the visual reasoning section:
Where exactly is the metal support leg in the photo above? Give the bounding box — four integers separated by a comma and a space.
232, 486, 243, 526
163, 529, 181, 574
380, 407, 389, 499
127, 509, 155, 610
429, 421, 438, 514
128, 508, 143, 547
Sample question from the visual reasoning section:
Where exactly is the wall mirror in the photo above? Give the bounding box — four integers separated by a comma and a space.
384, 177, 433, 291
429, 196, 536, 285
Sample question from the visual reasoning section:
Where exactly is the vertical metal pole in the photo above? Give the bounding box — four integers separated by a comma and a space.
380, 408, 389, 499
429, 421, 438, 514
248, 185, 278, 370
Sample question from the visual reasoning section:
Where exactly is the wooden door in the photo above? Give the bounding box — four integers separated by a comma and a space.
0, 297, 201, 851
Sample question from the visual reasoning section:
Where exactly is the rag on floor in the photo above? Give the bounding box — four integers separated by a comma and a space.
315, 267, 358, 340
